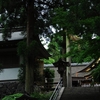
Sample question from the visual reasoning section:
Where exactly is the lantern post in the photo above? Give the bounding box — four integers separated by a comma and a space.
53, 59, 70, 86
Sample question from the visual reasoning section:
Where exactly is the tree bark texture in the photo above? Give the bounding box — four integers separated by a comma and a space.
62, 33, 67, 87
25, 0, 35, 94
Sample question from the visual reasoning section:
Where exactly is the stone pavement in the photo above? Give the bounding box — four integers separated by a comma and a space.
60, 87, 100, 100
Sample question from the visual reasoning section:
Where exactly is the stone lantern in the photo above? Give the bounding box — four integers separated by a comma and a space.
53, 59, 70, 77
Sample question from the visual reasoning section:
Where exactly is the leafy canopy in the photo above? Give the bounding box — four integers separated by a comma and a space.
48, 0, 100, 63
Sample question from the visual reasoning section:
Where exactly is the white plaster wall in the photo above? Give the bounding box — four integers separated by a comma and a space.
0, 68, 19, 81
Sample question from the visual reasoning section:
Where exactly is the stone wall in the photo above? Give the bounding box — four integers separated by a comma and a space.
0, 81, 25, 100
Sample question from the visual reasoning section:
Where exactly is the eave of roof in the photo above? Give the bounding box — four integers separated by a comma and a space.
0, 32, 50, 59
78, 58, 100, 72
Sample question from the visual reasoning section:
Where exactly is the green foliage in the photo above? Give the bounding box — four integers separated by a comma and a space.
69, 40, 93, 63
17, 41, 27, 57
50, 0, 100, 63
44, 68, 55, 90
17, 40, 40, 59
43, 57, 55, 64
31, 92, 52, 100
52, 7, 68, 29
44, 68, 55, 79
2, 92, 52, 100
48, 34, 63, 62
18, 64, 25, 83
91, 64, 100, 82
2, 93, 23, 100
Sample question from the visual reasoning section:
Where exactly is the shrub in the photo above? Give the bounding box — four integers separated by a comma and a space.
44, 68, 55, 90
2, 93, 23, 100
2, 92, 52, 100
18, 64, 25, 83
31, 91, 52, 100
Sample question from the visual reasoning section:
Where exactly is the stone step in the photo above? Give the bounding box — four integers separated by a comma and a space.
60, 87, 100, 100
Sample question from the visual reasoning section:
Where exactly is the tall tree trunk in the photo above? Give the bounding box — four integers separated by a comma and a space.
62, 33, 67, 87
66, 35, 72, 87
25, 0, 34, 94
25, 58, 34, 94
62, 32, 72, 87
